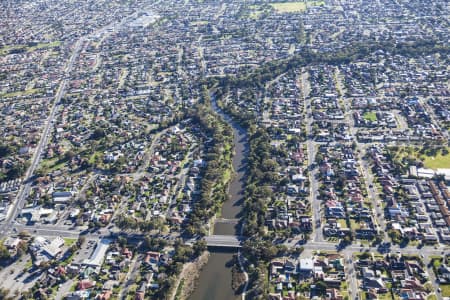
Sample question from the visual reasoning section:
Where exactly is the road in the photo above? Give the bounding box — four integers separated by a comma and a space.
300, 69, 323, 243
7, 222, 450, 285
0, 38, 83, 238
13, 224, 86, 239
345, 253, 359, 299
424, 255, 443, 300
117, 246, 142, 299
361, 157, 388, 240
334, 67, 389, 242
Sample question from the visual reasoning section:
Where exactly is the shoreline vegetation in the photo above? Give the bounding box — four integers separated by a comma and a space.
183, 91, 234, 237
172, 251, 210, 300
176, 90, 236, 298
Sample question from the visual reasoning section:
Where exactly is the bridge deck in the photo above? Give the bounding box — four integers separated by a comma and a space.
214, 218, 240, 224
204, 234, 245, 248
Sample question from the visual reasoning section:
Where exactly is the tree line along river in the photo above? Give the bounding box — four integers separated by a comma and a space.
189, 97, 248, 300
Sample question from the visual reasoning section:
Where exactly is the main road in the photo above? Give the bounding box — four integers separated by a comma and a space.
0, 39, 83, 237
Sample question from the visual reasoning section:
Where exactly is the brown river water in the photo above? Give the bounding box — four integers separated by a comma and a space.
189, 98, 247, 300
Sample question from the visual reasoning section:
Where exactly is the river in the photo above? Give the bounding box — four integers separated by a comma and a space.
189, 98, 247, 300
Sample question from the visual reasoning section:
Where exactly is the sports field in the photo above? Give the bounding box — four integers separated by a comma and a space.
270, 1, 325, 13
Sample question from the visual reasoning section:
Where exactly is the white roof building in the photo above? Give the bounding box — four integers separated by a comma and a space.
83, 238, 111, 268
299, 258, 314, 272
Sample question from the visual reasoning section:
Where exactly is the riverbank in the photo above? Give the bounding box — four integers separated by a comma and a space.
170, 251, 210, 300
189, 94, 249, 300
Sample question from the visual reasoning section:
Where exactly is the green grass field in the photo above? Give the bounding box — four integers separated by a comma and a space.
270, 1, 324, 13
390, 146, 450, 170
63, 238, 77, 247
0, 88, 42, 98
423, 151, 450, 169
363, 111, 377, 122
40, 157, 66, 173
270, 2, 306, 12
0, 41, 61, 56
337, 219, 348, 228
440, 284, 450, 297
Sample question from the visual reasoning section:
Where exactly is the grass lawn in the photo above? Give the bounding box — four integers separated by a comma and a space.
0, 41, 61, 56
390, 146, 450, 170
363, 111, 377, 122
270, 1, 324, 13
270, 2, 306, 12
350, 219, 360, 230
441, 284, 450, 297
25, 259, 33, 269
379, 293, 395, 300
222, 168, 232, 185
337, 219, 348, 228
63, 238, 77, 247
340, 282, 349, 299
40, 157, 66, 172
28, 41, 61, 51
0, 88, 42, 98
89, 151, 103, 165
423, 151, 450, 169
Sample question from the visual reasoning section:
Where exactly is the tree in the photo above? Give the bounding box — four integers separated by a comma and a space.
388, 229, 402, 244
0, 143, 13, 158
16, 241, 28, 257
90, 128, 106, 140
34, 165, 49, 177
193, 240, 207, 256
64, 150, 75, 161
0, 240, 10, 260
315, 280, 327, 296
6, 162, 27, 180
77, 236, 86, 247
0, 288, 11, 300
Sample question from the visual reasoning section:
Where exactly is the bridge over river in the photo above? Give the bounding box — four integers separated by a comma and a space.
203, 234, 245, 248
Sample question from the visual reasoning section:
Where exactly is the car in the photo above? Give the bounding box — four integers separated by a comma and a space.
438, 288, 441, 293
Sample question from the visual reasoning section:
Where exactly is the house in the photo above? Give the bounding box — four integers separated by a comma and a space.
77, 279, 96, 290
3, 237, 22, 255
